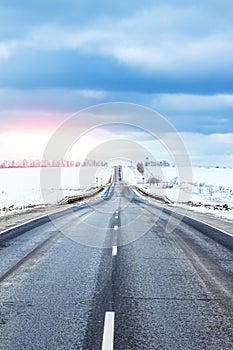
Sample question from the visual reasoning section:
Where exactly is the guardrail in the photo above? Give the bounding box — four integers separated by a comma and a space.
57, 185, 106, 205
134, 186, 173, 204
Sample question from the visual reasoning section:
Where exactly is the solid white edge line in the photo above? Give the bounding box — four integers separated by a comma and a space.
0, 212, 50, 235
164, 207, 233, 238
0, 187, 105, 236
112, 246, 117, 256
183, 212, 233, 238
0, 207, 92, 236
102, 311, 115, 350
135, 188, 233, 239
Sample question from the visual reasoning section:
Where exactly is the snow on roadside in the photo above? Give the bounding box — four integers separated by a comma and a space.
0, 166, 112, 217
122, 165, 233, 221
132, 165, 233, 206
1, 165, 233, 222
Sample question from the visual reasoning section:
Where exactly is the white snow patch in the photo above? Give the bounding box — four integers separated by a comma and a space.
122, 165, 233, 220
0, 166, 112, 216
1, 165, 233, 221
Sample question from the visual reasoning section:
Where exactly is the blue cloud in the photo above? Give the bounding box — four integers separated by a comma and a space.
0, 46, 233, 95
0, 0, 145, 39
0, 0, 233, 95
0, 0, 233, 139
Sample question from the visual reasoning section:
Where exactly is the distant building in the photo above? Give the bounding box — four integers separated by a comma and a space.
0, 158, 108, 168
145, 160, 170, 167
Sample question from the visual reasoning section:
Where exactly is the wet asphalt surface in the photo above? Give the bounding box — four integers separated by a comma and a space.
0, 179, 233, 349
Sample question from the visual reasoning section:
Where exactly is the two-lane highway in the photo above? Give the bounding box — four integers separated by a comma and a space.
0, 176, 233, 349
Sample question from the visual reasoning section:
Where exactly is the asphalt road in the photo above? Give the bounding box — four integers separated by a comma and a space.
0, 174, 233, 349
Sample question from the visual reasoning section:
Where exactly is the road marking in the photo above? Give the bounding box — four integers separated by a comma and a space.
161, 206, 233, 239
102, 312, 115, 350
0, 212, 56, 236
112, 246, 117, 256
137, 191, 233, 239
115, 215, 118, 219
77, 210, 94, 221
184, 213, 233, 238
115, 210, 118, 213
0, 207, 93, 237
113, 225, 118, 230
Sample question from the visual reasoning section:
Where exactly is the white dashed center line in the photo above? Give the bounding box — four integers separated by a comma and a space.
102, 311, 115, 350
112, 246, 117, 256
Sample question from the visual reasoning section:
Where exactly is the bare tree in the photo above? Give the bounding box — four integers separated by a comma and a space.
148, 176, 160, 186
199, 182, 205, 194
209, 185, 214, 199
137, 162, 144, 175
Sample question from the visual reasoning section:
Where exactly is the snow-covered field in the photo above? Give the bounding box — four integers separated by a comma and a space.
0, 166, 112, 216
143, 166, 233, 206
122, 165, 233, 220
1, 165, 233, 220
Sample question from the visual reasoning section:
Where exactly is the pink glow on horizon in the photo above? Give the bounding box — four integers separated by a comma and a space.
0, 110, 68, 133
0, 130, 53, 160
0, 110, 71, 160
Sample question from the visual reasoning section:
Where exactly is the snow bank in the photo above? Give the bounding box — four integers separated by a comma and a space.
1, 165, 233, 220
0, 166, 112, 216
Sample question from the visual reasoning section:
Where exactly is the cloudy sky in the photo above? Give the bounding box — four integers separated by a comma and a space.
0, 0, 233, 166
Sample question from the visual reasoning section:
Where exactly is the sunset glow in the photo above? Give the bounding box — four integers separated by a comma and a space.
0, 1, 233, 166
0, 131, 52, 160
